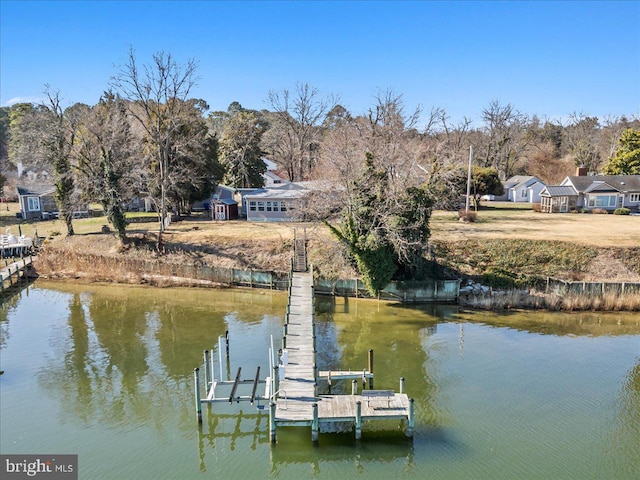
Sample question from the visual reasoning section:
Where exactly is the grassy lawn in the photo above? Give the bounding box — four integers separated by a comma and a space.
1, 201, 638, 248
431, 203, 639, 247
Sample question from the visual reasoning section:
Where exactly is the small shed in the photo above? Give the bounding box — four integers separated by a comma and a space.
212, 198, 238, 220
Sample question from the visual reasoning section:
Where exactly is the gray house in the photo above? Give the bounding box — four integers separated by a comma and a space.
243, 183, 308, 222
540, 173, 640, 213
17, 185, 57, 220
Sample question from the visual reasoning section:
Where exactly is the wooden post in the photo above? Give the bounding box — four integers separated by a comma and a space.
194, 368, 202, 423
400, 377, 405, 394
313, 364, 318, 383
203, 350, 210, 387
368, 349, 374, 389
328, 371, 332, 394
225, 330, 230, 357
269, 401, 277, 443
312, 403, 319, 442
352, 379, 358, 395
273, 365, 279, 395
355, 401, 362, 440
218, 337, 224, 381
407, 398, 415, 437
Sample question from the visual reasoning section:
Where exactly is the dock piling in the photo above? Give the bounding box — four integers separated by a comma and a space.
203, 350, 210, 386
400, 377, 405, 394
355, 401, 362, 440
407, 398, 415, 437
269, 402, 277, 443
368, 349, 374, 389
312, 403, 319, 442
194, 368, 202, 423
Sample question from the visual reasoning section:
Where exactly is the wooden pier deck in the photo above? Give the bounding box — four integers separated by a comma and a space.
0, 257, 34, 293
274, 270, 316, 425
193, 230, 414, 443
271, 268, 414, 442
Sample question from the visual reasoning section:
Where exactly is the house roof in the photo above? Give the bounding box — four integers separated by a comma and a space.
504, 175, 543, 189
583, 181, 621, 194
17, 184, 55, 196
565, 175, 640, 193
244, 188, 307, 200
213, 198, 238, 205
541, 186, 578, 197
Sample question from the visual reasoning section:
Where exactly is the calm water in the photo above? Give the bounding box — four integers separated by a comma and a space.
1, 281, 639, 479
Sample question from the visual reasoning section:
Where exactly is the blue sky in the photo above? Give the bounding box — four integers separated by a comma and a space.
1, 0, 638, 125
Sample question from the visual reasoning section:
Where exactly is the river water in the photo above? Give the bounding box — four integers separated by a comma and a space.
1, 281, 638, 479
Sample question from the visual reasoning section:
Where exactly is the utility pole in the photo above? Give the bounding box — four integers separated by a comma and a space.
465, 145, 473, 213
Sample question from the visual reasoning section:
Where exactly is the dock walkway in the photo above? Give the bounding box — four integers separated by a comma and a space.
193, 229, 415, 444
270, 249, 414, 442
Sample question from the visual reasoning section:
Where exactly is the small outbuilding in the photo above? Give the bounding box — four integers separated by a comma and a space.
17, 184, 57, 220
212, 198, 239, 220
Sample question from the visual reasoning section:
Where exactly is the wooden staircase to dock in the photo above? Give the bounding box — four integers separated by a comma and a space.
293, 230, 307, 272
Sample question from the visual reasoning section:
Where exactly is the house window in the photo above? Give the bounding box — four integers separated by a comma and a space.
631, 193, 640, 202
266, 201, 272, 212
257, 201, 265, 212
272, 201, 279, 210
588, 195, 617, 207
521, 189, 527, 198
27, 197, 40, 211
280, 203, 287, 212
249, 201, 256, 212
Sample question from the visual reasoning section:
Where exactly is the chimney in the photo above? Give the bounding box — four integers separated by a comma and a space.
576, 165, 588, 176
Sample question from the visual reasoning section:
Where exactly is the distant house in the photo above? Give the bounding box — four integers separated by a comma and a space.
262, 158, 288, 187
498, 176, 546, 203
18, 184, 90, 220
539, 171, 640, 213
17, 184, 56, 220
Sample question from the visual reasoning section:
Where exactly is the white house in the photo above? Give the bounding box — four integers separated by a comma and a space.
503, 176, 546, 203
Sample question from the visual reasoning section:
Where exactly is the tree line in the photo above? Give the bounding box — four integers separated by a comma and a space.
0, 50, 638, 293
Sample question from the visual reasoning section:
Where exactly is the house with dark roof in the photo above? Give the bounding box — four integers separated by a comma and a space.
539, 171, 640, 213
17, 184, 57, 220
495, 175, 546, 203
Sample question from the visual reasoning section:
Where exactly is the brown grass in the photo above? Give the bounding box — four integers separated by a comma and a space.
430, 204, 640, 247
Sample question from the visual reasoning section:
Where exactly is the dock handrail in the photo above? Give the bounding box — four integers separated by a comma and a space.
270, 389, 288, 410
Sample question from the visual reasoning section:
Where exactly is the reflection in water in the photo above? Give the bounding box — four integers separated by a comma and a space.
35, 282, 287, 435
2, 281, 639, 479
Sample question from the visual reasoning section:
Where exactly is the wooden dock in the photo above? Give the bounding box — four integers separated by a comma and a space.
269, 253, 414, 442
193, 230, 415, 443
0, 257, 34, 293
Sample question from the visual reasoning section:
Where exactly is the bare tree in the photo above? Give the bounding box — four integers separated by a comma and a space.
74, 92, 138, 241
38, 88, 88, 236
111, 49, 200, 249
480, 100, 530, 179
421, 107, 473, 209
263, 83, 336, 181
